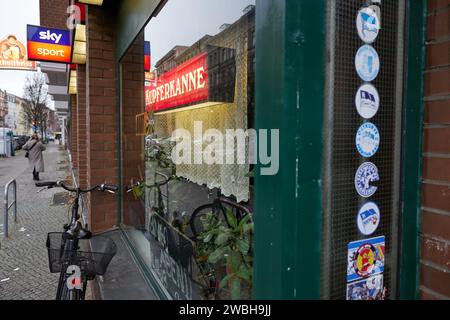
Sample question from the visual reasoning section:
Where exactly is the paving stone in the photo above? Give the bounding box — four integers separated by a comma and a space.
0, 144, 74, 300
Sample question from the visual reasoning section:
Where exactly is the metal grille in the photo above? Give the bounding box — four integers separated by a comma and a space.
322, 0, 405, 299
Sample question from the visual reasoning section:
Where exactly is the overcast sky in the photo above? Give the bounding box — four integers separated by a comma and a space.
145, 0, 255, 69
0, 0, 40, 98
0, 0, 255, 97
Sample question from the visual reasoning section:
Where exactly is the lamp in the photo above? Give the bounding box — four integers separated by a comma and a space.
77, 0, 103, 5
72, 24, 86, 64
68, 65, 77, 94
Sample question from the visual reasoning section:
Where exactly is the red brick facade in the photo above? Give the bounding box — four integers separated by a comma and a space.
85, 5, 118, 231
121, 31, 145, 227
420, 0, 450, 300
39, 0, 69, 29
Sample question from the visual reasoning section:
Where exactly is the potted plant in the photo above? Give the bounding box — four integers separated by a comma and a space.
196, 209, 254, 300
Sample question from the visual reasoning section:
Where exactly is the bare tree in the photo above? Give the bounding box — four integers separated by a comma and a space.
22, 73, 50, 136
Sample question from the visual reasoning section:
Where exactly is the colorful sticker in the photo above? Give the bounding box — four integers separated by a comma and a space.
355, 162, 380, 198
347, 274, 384, 300
355, 84, 380, 119
356, 7, 381, 44
356, 122, 380, 158
355, 45, 380, 82
347, 236, 385, 282
357, 202, 381, 236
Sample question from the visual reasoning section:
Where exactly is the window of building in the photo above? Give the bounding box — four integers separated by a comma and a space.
120, 0, 256, 300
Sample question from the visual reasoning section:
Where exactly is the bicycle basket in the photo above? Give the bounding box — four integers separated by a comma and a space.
46, 232, 117, 277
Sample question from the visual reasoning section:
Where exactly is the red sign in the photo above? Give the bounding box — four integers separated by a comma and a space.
145, 53, 208, 112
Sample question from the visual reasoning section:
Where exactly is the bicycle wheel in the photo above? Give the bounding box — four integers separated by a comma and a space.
190, 203, 227, 239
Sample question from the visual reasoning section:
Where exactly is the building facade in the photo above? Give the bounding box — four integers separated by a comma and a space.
39, 0, 448, 300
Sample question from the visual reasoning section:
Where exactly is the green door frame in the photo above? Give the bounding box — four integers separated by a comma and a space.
399, 0, 427, 300
253, 0, 326, 299
253, 0, 427, 300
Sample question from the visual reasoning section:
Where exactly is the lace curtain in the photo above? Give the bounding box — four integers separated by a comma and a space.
153, 22, 250, 203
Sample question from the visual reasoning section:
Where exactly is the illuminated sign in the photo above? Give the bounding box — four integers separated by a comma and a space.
144, 41, 151, 72
0, 35, 36, 70
27, 25, 72, 64
145, 47, 236, 113
146, 53, 209, 112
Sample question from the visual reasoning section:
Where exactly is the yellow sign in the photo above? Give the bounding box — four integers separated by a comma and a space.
0, 35, 36, 70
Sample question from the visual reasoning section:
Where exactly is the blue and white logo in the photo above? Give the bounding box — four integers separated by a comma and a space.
356, 7, 381, 43
355, 162, 379, 198
357, 202, 381, 236
355, 45, 380, 82
355, 84, 380, 119
356, 122, 380, 158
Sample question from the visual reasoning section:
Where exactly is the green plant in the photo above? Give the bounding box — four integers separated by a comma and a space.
197, 209, 254, 300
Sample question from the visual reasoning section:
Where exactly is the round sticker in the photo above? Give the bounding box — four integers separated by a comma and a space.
355, 45, 380, 82
357, 202, 381, 236
353, 243, 377, 278
355, 162, 379, 198
356, 122, 380, 158
356, 7, 381, 43
355, 84, 380, 119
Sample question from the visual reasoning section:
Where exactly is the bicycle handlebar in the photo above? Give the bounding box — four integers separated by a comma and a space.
125, 174, 172, 193
36, 181, 118, 194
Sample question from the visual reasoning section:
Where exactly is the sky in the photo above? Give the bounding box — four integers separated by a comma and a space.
0, 0, 40, 98
145, 0, 255, 69
0, 0, 256, 97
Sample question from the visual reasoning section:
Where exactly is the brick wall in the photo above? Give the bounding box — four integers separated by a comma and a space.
77, 65, 88, 189
121, 31, 145, 227
86, 5, 118, 231
39, 0, 69, 29
70, 94, 78, 169
421, 0, 450, 300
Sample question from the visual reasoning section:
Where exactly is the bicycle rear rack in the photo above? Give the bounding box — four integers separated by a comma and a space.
2, 179, 17, 238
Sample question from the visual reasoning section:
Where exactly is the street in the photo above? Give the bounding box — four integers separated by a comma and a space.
0, 143, 72, 300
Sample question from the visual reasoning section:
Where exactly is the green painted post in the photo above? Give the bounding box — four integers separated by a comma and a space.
399, 0, 427, 300
254, 0, 326, 299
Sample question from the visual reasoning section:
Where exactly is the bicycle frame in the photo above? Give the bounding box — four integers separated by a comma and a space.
38, 181, 118, 300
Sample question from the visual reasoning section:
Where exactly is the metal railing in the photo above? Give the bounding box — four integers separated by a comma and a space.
3, 179, 17, 238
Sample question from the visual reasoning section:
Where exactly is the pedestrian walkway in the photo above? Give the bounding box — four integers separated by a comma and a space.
0, 143, 71, 300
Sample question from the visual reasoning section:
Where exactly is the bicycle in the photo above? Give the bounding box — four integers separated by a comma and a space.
125, 172, 172, 218
36, 180, 118, 300
189, 189, 251, 239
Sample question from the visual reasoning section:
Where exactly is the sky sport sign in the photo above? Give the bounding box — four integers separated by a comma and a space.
27, 25, 72, 64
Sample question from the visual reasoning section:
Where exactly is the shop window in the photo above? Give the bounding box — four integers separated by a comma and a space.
121, 0, 256, 300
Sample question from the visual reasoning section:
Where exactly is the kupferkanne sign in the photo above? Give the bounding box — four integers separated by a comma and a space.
146, 47, 236, 113
146, 52, 209, 112
0, 34, 36, 70
27, 25, 72, 64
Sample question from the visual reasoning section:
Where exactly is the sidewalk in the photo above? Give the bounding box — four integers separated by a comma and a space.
0, 143, 72, 300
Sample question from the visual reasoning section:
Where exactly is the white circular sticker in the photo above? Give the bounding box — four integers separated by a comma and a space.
355, 84, 380, 119
356, 122, 380, 158
357, 202, 381, 236
355, 162, 379, 198
355, 45, 380, 82
356, 7, 381, 43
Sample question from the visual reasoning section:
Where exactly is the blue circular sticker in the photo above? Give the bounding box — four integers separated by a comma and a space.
357, 201, 381, 236
355, 162, 380, 198
356, 122, 380, 158
355, 45, 380, 82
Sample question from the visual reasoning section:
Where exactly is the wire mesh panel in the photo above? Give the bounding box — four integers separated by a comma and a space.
322, 0, 405, 300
